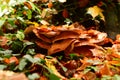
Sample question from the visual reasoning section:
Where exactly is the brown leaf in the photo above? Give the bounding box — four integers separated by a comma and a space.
112, 44, 120, 52
0, 36, 9, 49
83, 71, 96, 80
24, 25, 35, 34
0, 36, 8, 46
114, 34, 120, 43
99, 63, 112, 75
24, 2, 32, 9
62, 9, 69, 18
39, 76, 48, 80
90, 48, 105, 58
77, 62, 91, 71
78, 0, 89, 7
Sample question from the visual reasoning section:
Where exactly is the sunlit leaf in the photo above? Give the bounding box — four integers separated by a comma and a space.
0, 49, 12, 54
49, 73, 61, 80
87, 6, 105, 21
27, 1, 41, 14
28, 73, 40, 80
0, 17, 6, 28
101, 75, 112, 80
0, 64, 7, 70
26, 49, 35, 55
26, 9, 32, 19
58, 0, 66, 3
113, 75, 120, 80
18, 58, 27, 71
45, 58, 65, 79
23, 54, 34, 63
16, 30, 25, 41
23, 41, 34, 47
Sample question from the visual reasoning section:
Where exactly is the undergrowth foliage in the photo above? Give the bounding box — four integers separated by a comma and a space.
0, 0, 120, 80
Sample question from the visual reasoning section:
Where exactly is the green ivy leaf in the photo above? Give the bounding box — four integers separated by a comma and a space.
23, 54, 34, 63
7, 18, 16, 27
23, 41, 34, 47
64, 18, 73, 25
16, 30, 25, 41
26, 49, 35, 55
28, 73, 40, 80
18, 58, 27, 71
0, 49, 12, 54
0, 49, 12, 58
0, 65, 7, 70
10, 40, 23, 53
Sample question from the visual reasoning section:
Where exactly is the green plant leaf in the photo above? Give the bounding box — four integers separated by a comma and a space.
27, 1, 41, 14
28, 73, 40, 80
49, 73, 61, 80
101, 75, 112, 80
23, 54, 34, 63
10, 40, 23, 53
23, 41, 34, 47
26, 49, 35, 55
112, 75, 120, 80
0, 64, 7, 70
16, 30, 25, 41
18, 58, 27, 71
64, 18, 73, 25
69, 53, 78, 60
26, 10, 32, 19
0, 49, 12, 54
0, 49, 12, 58
0, 17, 6, 28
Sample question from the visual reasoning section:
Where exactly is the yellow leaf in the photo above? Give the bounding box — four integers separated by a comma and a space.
45, 58, 65, 79
26, 21, 39, 27
87, 6, 105, 21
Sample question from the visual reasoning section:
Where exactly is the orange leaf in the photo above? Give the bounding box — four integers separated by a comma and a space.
34, 54, 45, 59
39, 76, 48, 80
99, 63, 112, 75
24, 2, 32, 9
108, 60, 120, 65
9, 57, 19, 65
111, 53, 120, 59
4, 58, 10, 64
48, 2, 53, 8
0, 36, 8, 47
23, 11, 27, 15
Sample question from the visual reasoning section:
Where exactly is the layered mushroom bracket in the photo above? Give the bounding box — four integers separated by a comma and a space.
32, 23, 109, 57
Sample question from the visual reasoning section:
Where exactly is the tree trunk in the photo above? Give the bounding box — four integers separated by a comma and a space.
103, 2, 120, 39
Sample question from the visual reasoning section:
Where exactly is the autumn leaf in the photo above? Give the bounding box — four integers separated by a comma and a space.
87, 6, 105, 21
